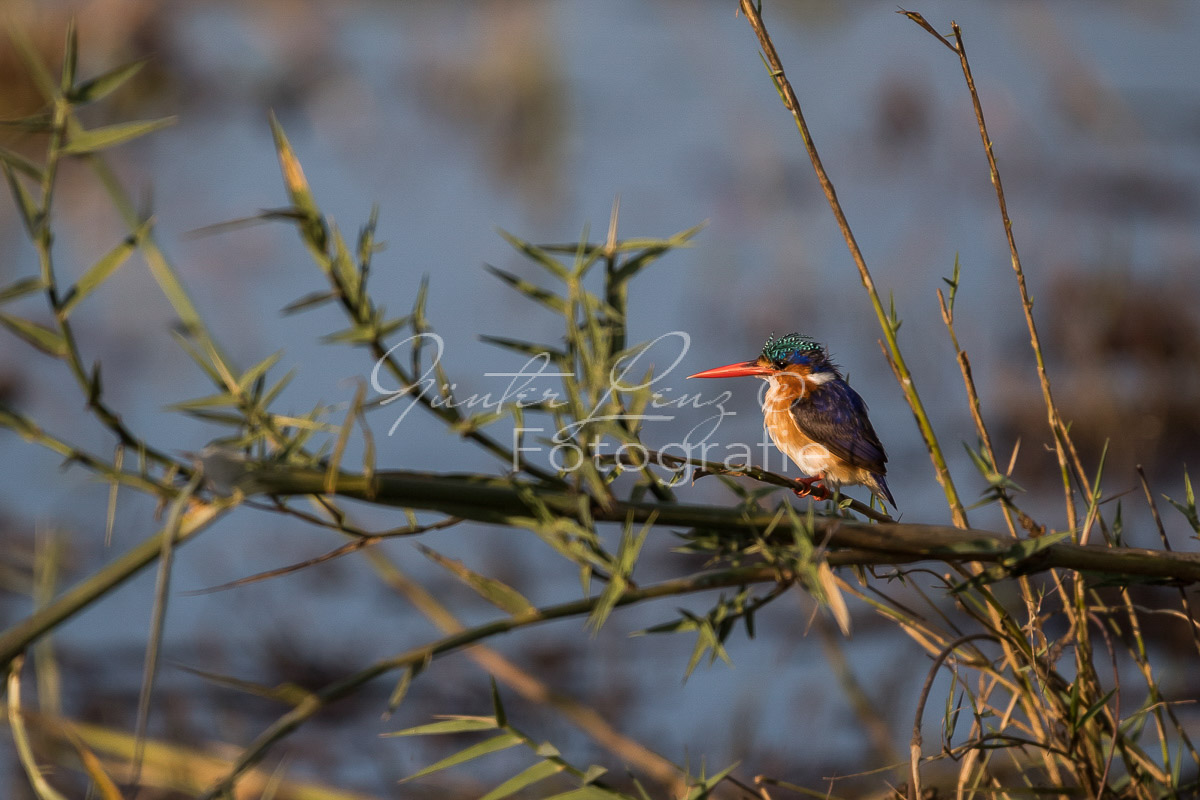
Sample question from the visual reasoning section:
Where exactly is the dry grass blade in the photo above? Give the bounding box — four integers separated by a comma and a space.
131, 472, 203, 787
908, 634, 998, 800
8, 656, 70, 800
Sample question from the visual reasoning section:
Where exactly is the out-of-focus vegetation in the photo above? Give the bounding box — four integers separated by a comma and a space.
2, 3, 1200, 799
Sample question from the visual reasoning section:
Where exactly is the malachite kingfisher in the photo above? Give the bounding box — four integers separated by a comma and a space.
688, 333, 896, 509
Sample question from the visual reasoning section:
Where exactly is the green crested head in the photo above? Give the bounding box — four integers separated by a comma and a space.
761, 332, 826, 368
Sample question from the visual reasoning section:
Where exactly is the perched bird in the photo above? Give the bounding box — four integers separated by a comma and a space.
688, 333, 895, 508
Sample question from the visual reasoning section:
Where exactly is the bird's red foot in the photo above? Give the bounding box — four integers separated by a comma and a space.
792, 475, 830, 501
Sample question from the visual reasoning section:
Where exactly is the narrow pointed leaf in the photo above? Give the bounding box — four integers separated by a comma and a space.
0, 112, 53, 133
418, 545, 535, 616
61, 21, 79, 93
484, 265, 567, 312
490, 678, 507, 728
173, 409, 245, 426
269, 111, 327, 252
67, 733, 123, 800
816, 560, 851, 635
496, 228, 568, 280
0, 277, 47, 305
0, 314, 68, 357
588, 516, 650, 632
386, 658, 429, 715
479, 335, 567, 361
321, 324, 378, 345
543, 787, 629, 800
581, 765, 608, 784
175, 664, 313, 707
1073, 688, 1117, 736
166, 392, 239, 411
330, 226, 361, 302
479, 760, 565, 800
63, 117, 176, 155
386, 717, 498, 737
88, 361, 103, 406
260, 368, 296, 407
401, 732, 522, 782
68, 58, 147, 104
60, 219, 153, 317
237, 351, 283, 393
170, 329, 222, 385
0, 146, 42, 180
3, 164, 41, 237
281, 290, 337, 315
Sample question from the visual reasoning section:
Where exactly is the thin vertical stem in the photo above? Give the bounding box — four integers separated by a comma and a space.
737, 0, 968, 527
946, 21, 1086, 536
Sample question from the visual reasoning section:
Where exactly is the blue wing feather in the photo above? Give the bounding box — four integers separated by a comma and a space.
789, 379, 888, 474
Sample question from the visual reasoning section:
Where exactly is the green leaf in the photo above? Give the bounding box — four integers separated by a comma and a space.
281, 290, 338, 315
3, 163, 41, 237
484, 265, 567, 313
321, 323, 381, 345
61, 20, 78, 94
0, 112, 54, 133
479, 760, 565, 800
418, 545, 535, 616
685, 760, 740, 798
62, 117, 177, 155
543, 787, 630, 800
260, 369, 296, 408
0, 146, 43, 180
999, 531, 1073, 568
1071, 688, 1117, 737
496, 228, 568, 281
59, 219, 152, 317
172, 409, 246, 426
401, 732, 522, 782
87, 361, 103, 406
942, 253, 961, 314
478, 335, 567, 361
587, 515, 650, 632
490, 678, 507, 728
0, 314, 68, 357
237, 351, 283, 393
330, 226, 362, 304
166, 392, 239, 411
386, 655, 431, 715
170, 329, 223, 386
174, 664, 313, 707
1164, 468, 1199, 536
269, 111, 327, 253
386, 716, 498, 737
0, 277, 47, 305
610, 222, 705, 283
67, 59, 147, 104
581, 765, 608, 785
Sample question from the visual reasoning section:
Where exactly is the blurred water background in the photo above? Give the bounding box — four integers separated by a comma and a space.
1, 0, 1199, 796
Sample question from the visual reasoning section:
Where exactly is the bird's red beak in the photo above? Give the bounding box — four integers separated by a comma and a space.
687, 360, 772, 379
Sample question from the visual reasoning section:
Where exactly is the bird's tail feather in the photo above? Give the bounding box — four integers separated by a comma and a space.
868, 473, 896, 509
